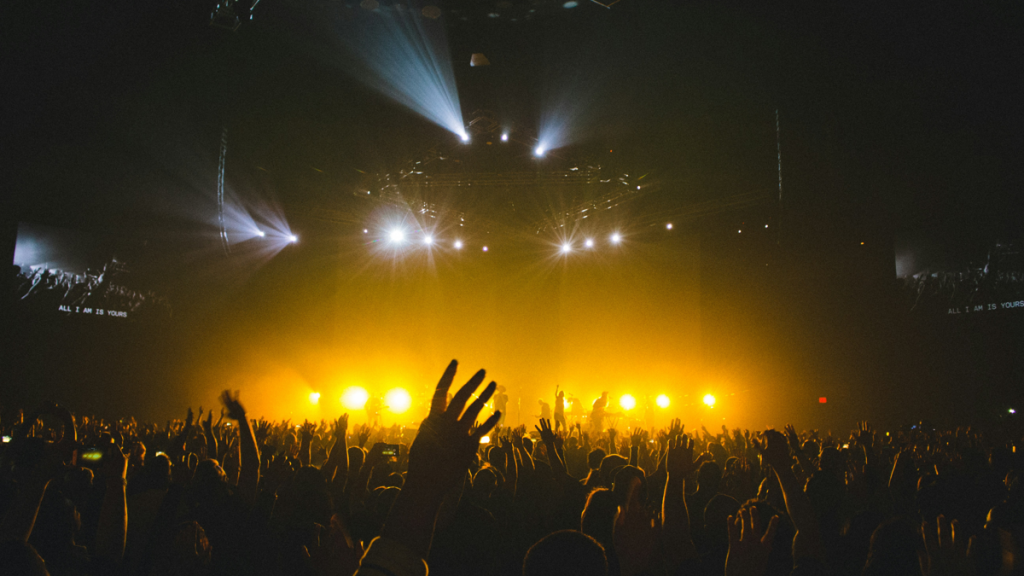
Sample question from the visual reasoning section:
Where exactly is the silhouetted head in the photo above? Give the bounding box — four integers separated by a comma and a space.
862, 518, 924, 576
588, 449, 606, 470
697, 461, 722, 492
524, 530, 608, 576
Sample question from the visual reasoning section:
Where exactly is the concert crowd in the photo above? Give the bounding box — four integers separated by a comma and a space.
11, 263, 172, 320
1, 360, 1022, 576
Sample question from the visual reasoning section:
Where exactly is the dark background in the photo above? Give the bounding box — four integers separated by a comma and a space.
2, 0, 1023, 428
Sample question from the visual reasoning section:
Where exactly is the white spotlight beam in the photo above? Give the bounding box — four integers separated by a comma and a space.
339, 10, 465, 138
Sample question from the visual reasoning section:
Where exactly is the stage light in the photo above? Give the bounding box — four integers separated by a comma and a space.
309, 392, 321, 405
482, 246, 489, 252
255, 230, 266, 237
610, 232, 622, 244
564, 0, 579, 7
619, 394, 636, 411
501, 133, 509, 142
385, 388, 412, 414
666, 223, 673, 230
585, 239, 594, 248
341, 387, 369, 410
454, 240, 463, 249
480, 435, 491, 444
561, 242, 572, 254
656, 394, 670, 408
534, 145, 546, 157
819, 397, 827, 404
288, 234, 299, 243
363, 229, 369, 234
1010, 408, 1017, 414
423, 235, 434, 245
389, 229, 406, 243
703, 394, 716, 407
460, 132, 470, 143
563, 397, 570, 410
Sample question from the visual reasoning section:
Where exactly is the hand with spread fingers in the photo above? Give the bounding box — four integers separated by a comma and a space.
377, 360, 501, 562
405, 359, 501, 496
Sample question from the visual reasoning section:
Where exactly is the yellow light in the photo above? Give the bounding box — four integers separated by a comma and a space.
563, 398, 570, 410
309, 392, 321, 404
656, 394, 670, 408
480, 435, 490, 444
341, 386, 369, 410
703, 394, 716, 407
385, 388, 412, 414
619, 394, 636, 411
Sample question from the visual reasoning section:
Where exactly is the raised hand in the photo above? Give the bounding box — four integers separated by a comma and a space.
406, 360, 500, 494
667, 434, 708, 478
534, 418, 556, 444
185, 407, 194, 427
784, 424, 801, 453
725, 508, 779, 576
922, 515, 971, 576
335, 414, 349, 439
630, 427, 645, 448
856, 421, 875, 447
357, 424, 371, 448
254, 419, 271, 444
220, 391, 246, 421
203, 410, 214, 435
300, 420, 316, 442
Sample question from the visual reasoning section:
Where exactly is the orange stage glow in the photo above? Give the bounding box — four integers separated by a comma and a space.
341, 387, 370, 410
656, 394, 670, 408
703, 394, 716, 407
619, 394, 636, 411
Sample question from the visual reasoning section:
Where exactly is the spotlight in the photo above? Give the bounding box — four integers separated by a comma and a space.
501, 133, 509, 142
703, 394, 716, 407
619, 394, 636, 411
423, 236, 434, 245
1010, 408, 1017, 414
288, 234, 299, 243
385, 388, 412, 414
363, 229, 369, 234
389, 229, 406, 243
534, 145, 546, 157
454, 240, 463, 249
585, 239, 594, 248
480, 435, 491, 444
460, 132, 470, 143
656, 394, 670, 408
341, 387, 369, 410
666, 223, 673, 230
309, 392, 321, 405
482, 246, 489, 252
255, 230, 266, 237
610, 232, 622, 244
561, 242, 572, 254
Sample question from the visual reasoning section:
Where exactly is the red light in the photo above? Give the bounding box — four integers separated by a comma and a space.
819, 397, 827, 404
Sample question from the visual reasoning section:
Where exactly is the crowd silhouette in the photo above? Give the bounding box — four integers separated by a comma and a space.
2, 360, 1022, 576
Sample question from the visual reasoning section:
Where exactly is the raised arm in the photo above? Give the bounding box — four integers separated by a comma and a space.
357, 360, 500, 576
662, 433, 707, 566
220, 390, 260, 504
535, 418, 568, 479
757, 429, 824, 564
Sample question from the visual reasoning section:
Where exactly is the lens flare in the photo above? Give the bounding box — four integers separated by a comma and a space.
309, 392, 321, 404
423, 235, 434, 245
341, 387, 370, 410
610, 232, 622, 244
656, 394, 670, 408
703, 394, 716, 407
619, 394, 636, 411
385, 388, 412, 414
561, 242, 572, 254
389, 229, 406, 243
